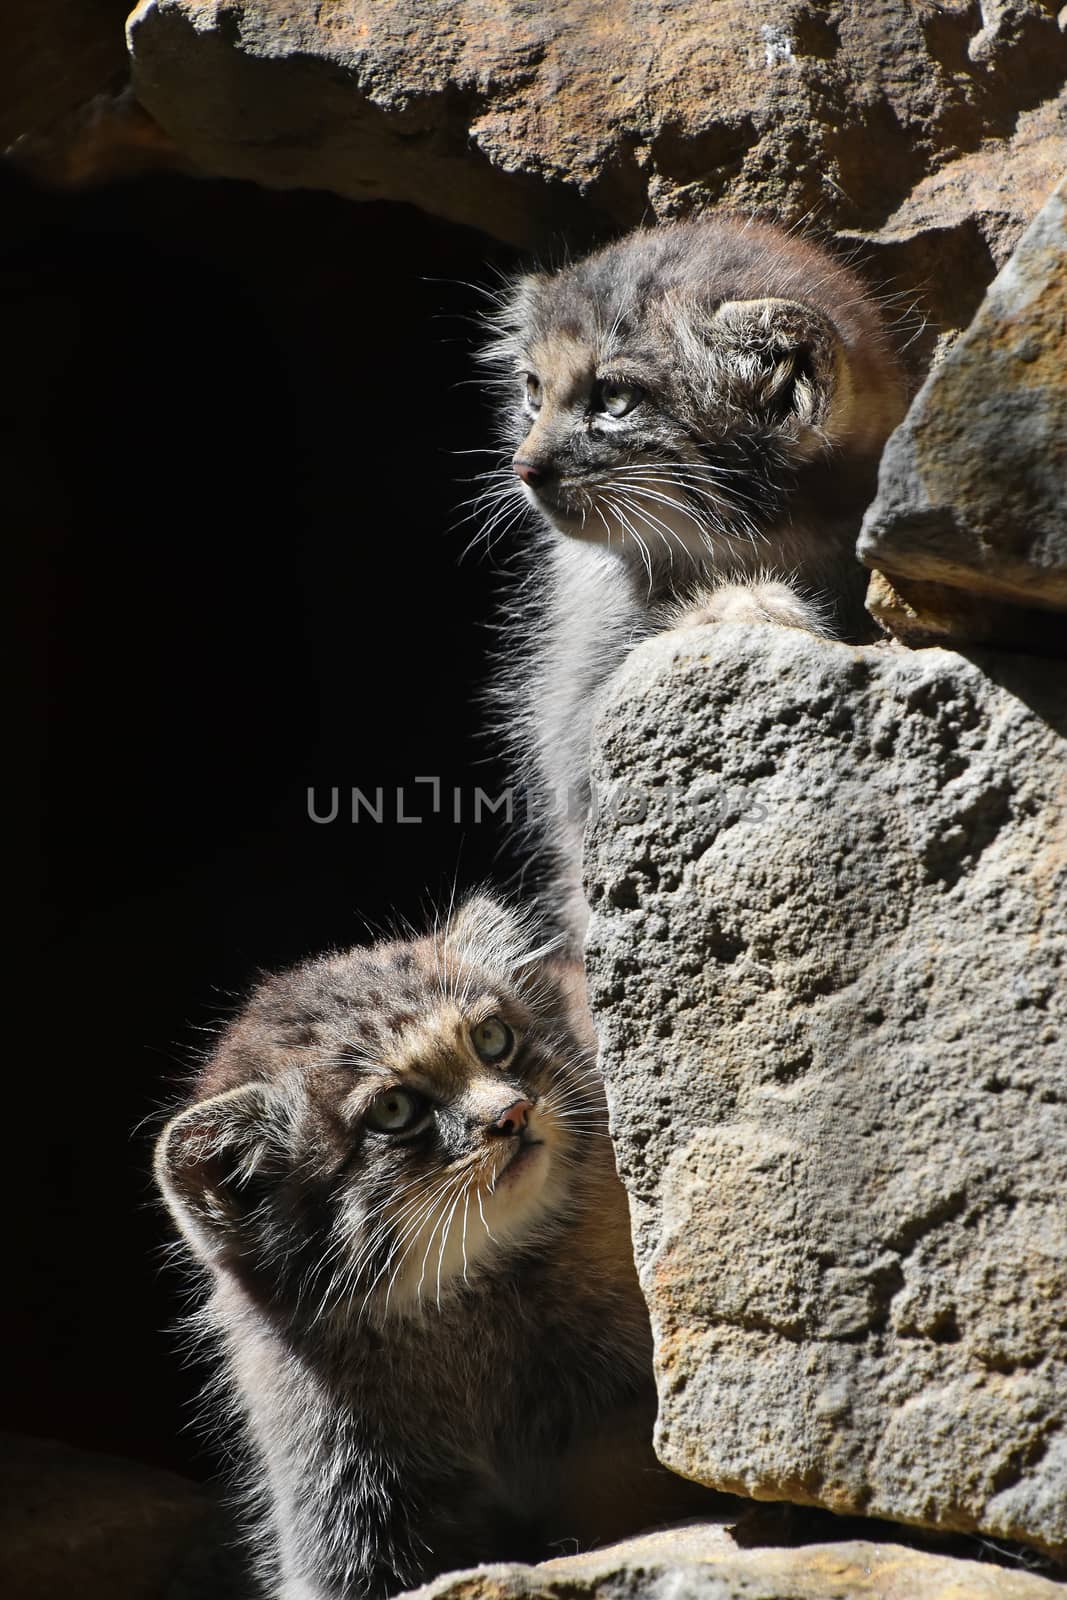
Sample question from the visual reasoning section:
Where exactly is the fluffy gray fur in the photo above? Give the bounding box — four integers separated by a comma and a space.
475, 216, 907, 944
155, 897, 701, 1599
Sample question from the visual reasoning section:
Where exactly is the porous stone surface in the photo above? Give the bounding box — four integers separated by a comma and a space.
402, 1520, 1065, 1600
861, 180, 1067, 615
126, 0, 1067, 341
583, 625, 1067, 1560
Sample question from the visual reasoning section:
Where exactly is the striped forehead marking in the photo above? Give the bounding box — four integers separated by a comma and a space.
529, 332, 595, 401
388, 1002, 476, 1083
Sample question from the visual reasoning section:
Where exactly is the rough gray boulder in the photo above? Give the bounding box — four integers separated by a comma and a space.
400, 1520, 1066, 1600
583, 625, 1067, 1561
860, 179, 1067, 622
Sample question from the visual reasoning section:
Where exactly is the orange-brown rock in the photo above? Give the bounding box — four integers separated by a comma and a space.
126, 1, 1067, 342
860, 179, 1067, 617
7, 85, 192, 188
401, 1520, 1065, 1600
0, 0, 132, 152
864, 570, 1067, 652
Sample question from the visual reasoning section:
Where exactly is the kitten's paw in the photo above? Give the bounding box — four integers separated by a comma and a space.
674, 580, 830, 637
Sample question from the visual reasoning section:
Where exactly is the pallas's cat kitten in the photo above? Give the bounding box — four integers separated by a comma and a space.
479, 216, 908, 942
156, 896, 713, 1600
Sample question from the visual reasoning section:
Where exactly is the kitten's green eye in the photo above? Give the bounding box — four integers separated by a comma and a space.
525, 374, 542, 410
597, 379, 642, 418
471, 1016, 514, 1062
366, 1088, 428, 1135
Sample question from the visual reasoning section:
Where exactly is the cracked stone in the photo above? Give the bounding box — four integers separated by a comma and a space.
125, 0, 1067, 356
584, 625, 1067, 1561
860, 179, 1067, 629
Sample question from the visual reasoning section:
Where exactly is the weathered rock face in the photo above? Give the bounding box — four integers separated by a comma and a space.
860, 180, 1067, 632
126, 0, 1067, 344
0, 1432, 244, 1600
7, 84, 192, 188
401, 1520, 1066, 1600
863, 569, 1067, 655
583, 625, 1067, 1560
0, 0, 131, 151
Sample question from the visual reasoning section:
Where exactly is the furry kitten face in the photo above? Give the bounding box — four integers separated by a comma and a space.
154, 899, 710, 1599
483, 217, 905, 567
157, 897, 599, 1324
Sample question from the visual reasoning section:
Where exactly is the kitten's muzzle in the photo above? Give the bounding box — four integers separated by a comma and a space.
513, 457, 548, 488
486, 1097, 534, 1138
514, 458, 579, 524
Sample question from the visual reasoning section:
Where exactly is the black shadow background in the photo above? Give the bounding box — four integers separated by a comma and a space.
7, 165, 525, 1476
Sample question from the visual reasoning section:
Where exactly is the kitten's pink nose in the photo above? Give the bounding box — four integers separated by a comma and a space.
489, 1098, 534, 1137
513, 458, 544, 487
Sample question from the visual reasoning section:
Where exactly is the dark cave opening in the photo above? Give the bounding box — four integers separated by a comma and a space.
8, 165, 524, 1475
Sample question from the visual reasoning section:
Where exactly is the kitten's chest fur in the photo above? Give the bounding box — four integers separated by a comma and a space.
347, 1255, 650, 1468
214, 1168, 658, 1595
485, 215, 905, 944
512, 521, 869, 936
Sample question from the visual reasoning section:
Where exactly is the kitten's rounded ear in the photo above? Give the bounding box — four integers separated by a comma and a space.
709, 297, 843, 439
443, 893, 544, 978
155, 1083, 285, 1267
